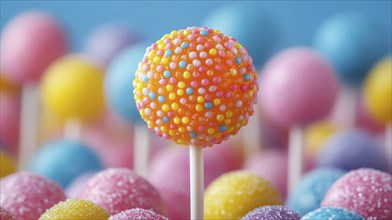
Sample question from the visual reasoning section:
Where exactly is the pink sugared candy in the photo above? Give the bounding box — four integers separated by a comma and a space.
0, 11, 67, 84
261, 48, 339, 127
0, 207, 15, 220
0, 172, 66, 220
77, 168, 164, 215
108, 208, 167, 220
322, 168, 392, 219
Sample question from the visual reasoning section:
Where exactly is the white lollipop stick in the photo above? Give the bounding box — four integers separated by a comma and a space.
332, 87, 357, 128
386, 123, 392, 167
63, 118, 83, 141
243, 106, 262, 157
190, 144, 204, 220
18, 84, 40, 170
134, 124, 150, 178
288, 126, 304, 194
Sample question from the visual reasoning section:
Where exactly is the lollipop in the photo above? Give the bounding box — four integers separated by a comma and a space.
133, 26, 258, 218
302, 207, 364, 220
39, 199, 110, 220
108, 208, 168, 220
204, 171, 282, 219
77, 168, 164, 215
0, 172, 66, 220
241, 206, 301, 220
0, 207, 15, 220
29, 139, 103, 188
0, 150, 16, 178
322, 168, 392, 219
260, 47, 339, 193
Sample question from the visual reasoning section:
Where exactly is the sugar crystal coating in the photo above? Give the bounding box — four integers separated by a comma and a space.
39, 199, 110, 220
302, 207, 364, 220
241, 206, 301, 220
133, 26, 258, 147
108, 208, 168, 220
0, 207, 15, 220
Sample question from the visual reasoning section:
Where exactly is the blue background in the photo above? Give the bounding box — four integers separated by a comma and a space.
1, 1, 391, 53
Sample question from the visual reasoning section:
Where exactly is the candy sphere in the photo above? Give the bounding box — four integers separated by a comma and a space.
108, 208, 168, 220
41, 55, 105, 122
29, 139, 103, 188
302, 207, 364, 220
204, 171, 283, 219
316, 129, 389, 172
0, 11, 67, 84
261, 48, 339, 128
148, 147, 228, 219
244, 148, 288, 199
241, 206, 301, 220
0, 207, 15, 220
39, 199, 110, 220
83, 24, 140, 67
286, 168, 345, 215
304, 120, 340, 158
77, 168, 164, 215
364, 57, 392, 124
203, 4, 279, 67
0, 94, 20, 154
0, 172, 66, 220
133, 27, 258, 147
105, 43, 149, 123
313, 13, 385, 86
206, 141, 243, 171
322, 168, 392, 219
0, 150, 16, 178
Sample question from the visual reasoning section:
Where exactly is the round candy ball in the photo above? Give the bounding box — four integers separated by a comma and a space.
0, 172, 66, 220
302, 207, 364, 220
260, 48, 339, 128
313, 13, 386, 86
0, 11, 67, 84
41, 55, 105, 122
204, 171, 283, 219
0, 150, 16, 178
364, 57, 392, 124
0, 94, 20, 154
203, 4, 279, 68
241, 206, 301, 220
322, 168, 392, 219
105, 43, 149, 123
133, 26, 258, 147
316, 129, 390, 172
83, 24, 140, 67
39, 199, 110, 220
0, 207, 15, 220
29, 139, 103, 188
77, 168, 164, 215
285, 168, 346, 215
108, 208, 167, 220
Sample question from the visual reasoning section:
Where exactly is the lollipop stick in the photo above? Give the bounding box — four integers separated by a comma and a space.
243, 107, 261, 157
18, 85, 40, 170
386, 123, 392, 167
64, 119, 83, 141
190, 144, 204, 219
288, 126, 304, 194
134, 124, 150, 178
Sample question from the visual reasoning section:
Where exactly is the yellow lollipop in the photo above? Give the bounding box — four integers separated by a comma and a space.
39, 199, 110, 220
0, 150, 16, 178
41, 55, 105, 122
364, 57, 392, 124
305, 120, 340, 158
204, 171, 283, 219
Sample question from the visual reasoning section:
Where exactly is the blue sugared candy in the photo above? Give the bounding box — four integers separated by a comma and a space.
241, 206, 301, 220
302, 207, 364, 220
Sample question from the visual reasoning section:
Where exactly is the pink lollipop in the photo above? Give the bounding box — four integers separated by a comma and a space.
261, 48, 339, 193
322, 168, 392, 219
108, 208, 167, 220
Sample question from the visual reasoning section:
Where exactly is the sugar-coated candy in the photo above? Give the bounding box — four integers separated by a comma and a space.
133, 26, 258, 147
77, 168, 164, 215
0, 207, 15, 220
302, 207, 364, 220
204, 171, 282, 219
322, 168, 392, 219
108, 208, 168, 220
39, 199, 110, 220
241, 206, 301, 220
0, 172, 66, 220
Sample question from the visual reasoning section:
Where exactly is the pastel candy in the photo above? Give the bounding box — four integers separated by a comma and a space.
241, 206, 301, 220
108, 208, 167, 220
302, 207, 364, 220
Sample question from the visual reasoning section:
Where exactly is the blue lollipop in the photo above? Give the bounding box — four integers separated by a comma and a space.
302, 207, 364, 220
286, 168, 345, 216
29, 139, 102, 188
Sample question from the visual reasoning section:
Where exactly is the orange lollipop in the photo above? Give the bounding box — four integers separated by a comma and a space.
133, 27, 258, 147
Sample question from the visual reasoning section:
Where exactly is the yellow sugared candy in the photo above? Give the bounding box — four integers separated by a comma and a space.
133, 27, 258, 147
39, 199, 110, 220
204, 171, 283, 219
41, 56, 105, 122
0, 150, 16, 178
364, 57, 392, 124
305, 120, 340, 157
